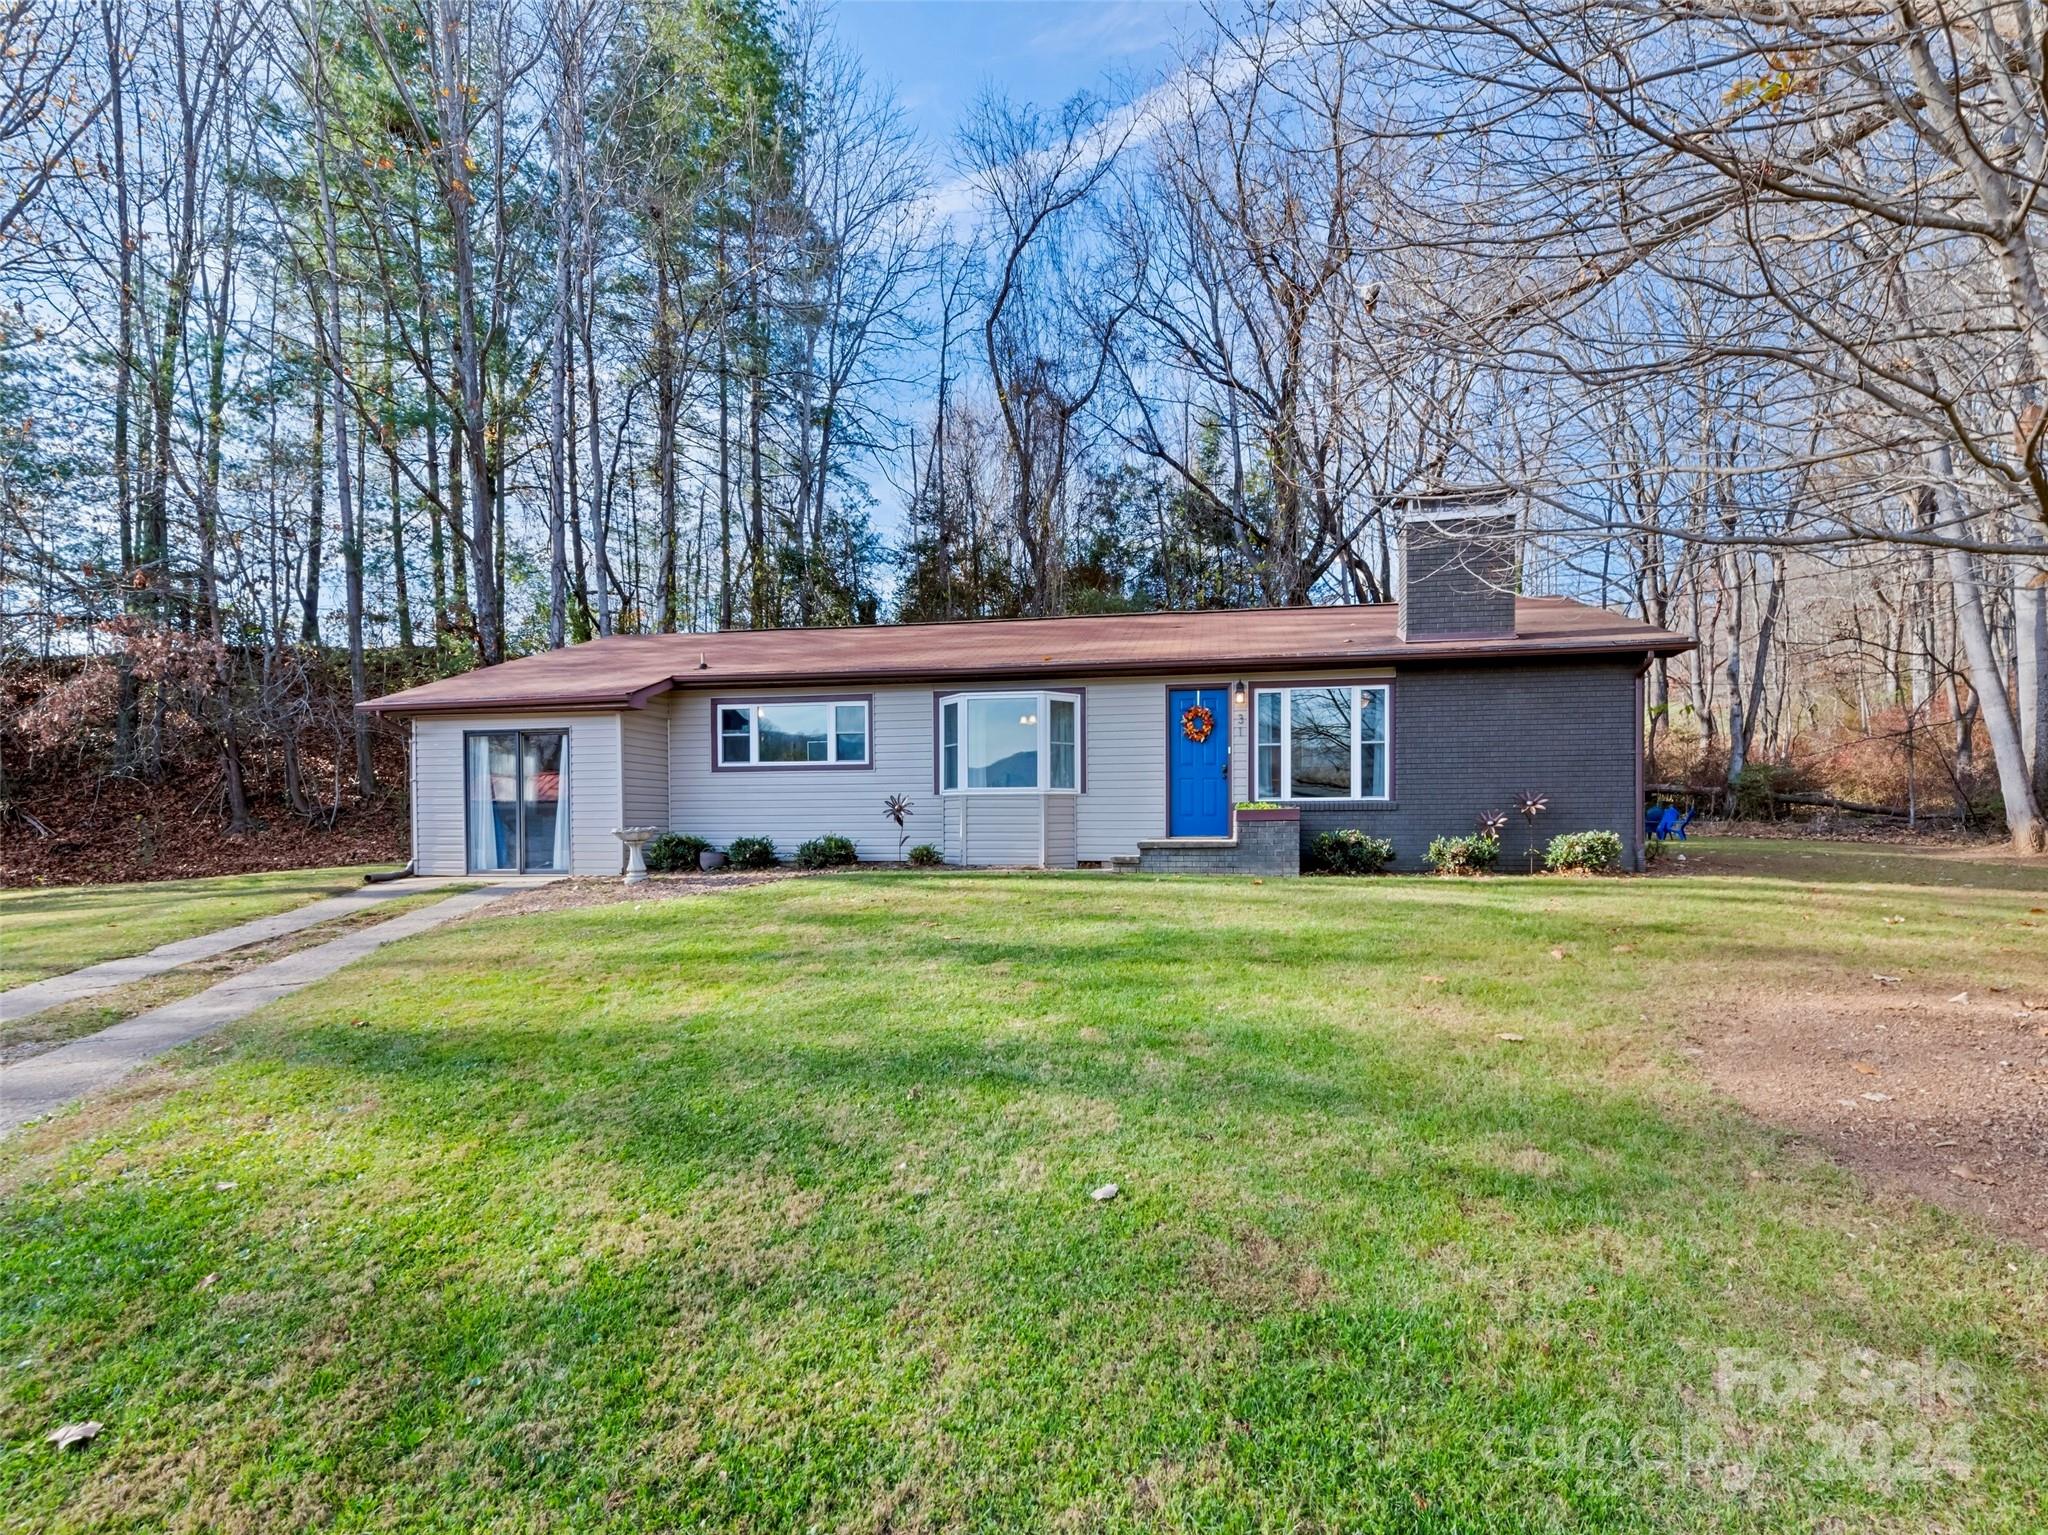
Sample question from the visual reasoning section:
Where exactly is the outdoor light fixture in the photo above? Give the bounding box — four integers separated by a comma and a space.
1232, 679, 1248, 706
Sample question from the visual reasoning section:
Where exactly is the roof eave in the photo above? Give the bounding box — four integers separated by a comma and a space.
358, 633, 1693, 716
358, 685, 672, 718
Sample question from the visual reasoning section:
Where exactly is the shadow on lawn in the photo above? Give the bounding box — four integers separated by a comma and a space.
211, 964, 1730, 1257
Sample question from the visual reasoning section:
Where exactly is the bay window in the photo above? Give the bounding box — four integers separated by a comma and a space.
939, 691, 1081, 793
1252, 684, 1390, 800
716, 697, 870, 767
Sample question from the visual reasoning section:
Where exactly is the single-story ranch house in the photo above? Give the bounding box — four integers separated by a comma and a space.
362, 516, 1694, 876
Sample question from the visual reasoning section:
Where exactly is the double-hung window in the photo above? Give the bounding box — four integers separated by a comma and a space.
716, 698, 870, 767
1253, 684, 1390, 800
939, 691, 1081, 793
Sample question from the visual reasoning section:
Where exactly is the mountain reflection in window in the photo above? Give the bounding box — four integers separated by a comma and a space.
757, 701, 831, 763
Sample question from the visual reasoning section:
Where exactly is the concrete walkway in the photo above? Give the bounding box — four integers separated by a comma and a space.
0, 876, 505, 1026
1, 883, 533, 1136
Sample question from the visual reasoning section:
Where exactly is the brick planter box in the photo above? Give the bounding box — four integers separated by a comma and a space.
1135, 806, 1301, 877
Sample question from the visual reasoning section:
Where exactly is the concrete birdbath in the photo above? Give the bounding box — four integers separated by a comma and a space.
614, 826, 658, 885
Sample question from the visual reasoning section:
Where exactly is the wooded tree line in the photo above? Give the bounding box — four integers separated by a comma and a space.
2, 0, 2045, 852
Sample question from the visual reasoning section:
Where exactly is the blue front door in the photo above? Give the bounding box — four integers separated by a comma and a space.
1168, 687, 1231, 837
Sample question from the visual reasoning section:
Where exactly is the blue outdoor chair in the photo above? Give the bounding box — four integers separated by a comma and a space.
1645, 804, 1680, 841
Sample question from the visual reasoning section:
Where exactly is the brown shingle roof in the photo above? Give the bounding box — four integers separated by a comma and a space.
359, 598, 1694, 716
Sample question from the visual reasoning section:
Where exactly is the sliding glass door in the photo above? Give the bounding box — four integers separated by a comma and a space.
466, 730, 569, 873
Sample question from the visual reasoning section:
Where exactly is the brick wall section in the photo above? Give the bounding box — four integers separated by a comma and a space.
1296, 658, 1645, 872
1135, 815, 1300, 876
1398, 514, 1518, 640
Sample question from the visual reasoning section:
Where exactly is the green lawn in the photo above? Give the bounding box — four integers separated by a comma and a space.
0, 865, 400, 991
2, 842, 2045, 1531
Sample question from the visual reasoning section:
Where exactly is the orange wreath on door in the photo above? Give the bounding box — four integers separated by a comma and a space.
1180, 703, 1216, 744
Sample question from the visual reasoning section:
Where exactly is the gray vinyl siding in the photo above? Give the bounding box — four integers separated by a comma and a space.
620, 702, 671, 829
410, 713, 622, 876
941, 796, 962, 864
666, 676, 1186, 866
942, 793, 1050, 867
1045, 794, 1077, 868
668, 688, 929, 862
1068, 677, 1166, 859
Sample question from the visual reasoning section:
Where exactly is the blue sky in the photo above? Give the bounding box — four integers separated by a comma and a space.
825, 3, 1202, 539
834, 1, 1198, 160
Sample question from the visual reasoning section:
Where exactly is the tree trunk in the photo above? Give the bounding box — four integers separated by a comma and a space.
387, 433, 412, 653
654, 243, 679, 632
547, 97, 570, 650
717, 243, 733, 630
221, 730, 253, 835
302, 378, 325, 643
307, 26, 374, 795
1932, 469, 2046, 852
747, 258, 769, 629
282, 730, 314, 817
581, 277, 610, 636
447, 393, 468, 624
2017, 535, 2048, 800
433, 0, 501, 664
1742, 551, 1784, 764
1724, 557, 1747, 787
107, 1, 138, 770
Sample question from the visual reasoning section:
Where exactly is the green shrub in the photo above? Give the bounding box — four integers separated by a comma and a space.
1425, 833, 1499, 875
1544, 829, 1624, 873
642, 833, 710, 873
1731, 763, 1780, 820
906, 843, 944, 867
1234, 801, 1282, 812
1309, 828, 1394, 874
725, 836, 779, 870
794, 834, 858, 870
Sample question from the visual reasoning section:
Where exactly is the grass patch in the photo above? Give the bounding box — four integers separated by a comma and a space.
1, 841, 2044, 1531
0, 865, 400, 991
0, 887, 478, 1059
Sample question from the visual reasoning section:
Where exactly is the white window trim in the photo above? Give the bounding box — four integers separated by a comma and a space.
939, 690, 1083, 795
1253, 684, 1391, 801
717, 698, 871, 768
